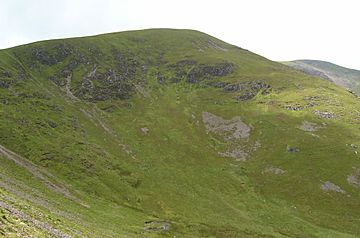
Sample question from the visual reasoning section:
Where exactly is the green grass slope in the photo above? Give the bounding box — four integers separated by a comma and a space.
1, 29, 360, 237
283, 60, 360, 96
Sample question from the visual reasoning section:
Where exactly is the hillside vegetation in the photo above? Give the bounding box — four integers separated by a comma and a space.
1, 29, 360, 237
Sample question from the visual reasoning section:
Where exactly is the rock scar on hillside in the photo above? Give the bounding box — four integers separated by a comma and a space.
321, 181, 346, 194
63, 74, 79, 101
347, 168, 360, 188
297, 121, 325, 132
314, 110, 335, 119
218, 147, 248, 162
202, 112, 250, 140
202, 112, 258, 161
144, 220, 171, 232
262, 166, 286, 175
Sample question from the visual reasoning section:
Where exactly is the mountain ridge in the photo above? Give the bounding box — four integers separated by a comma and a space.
282, 59, 360, 95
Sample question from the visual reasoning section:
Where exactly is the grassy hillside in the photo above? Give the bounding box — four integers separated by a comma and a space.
1, 29, 360, 237
283, 60, 360, 95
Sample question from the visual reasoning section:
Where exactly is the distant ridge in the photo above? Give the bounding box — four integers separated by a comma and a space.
283, 59, 360, 95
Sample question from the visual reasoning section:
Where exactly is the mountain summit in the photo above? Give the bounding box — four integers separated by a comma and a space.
1, 29, 360, 237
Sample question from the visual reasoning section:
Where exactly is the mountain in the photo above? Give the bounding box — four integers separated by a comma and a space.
283, 60, 360, 95
1, 29, 360, 237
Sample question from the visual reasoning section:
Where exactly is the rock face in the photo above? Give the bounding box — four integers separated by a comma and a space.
29, 44, 73, 66
207, 80, 271, 101
0, 67, 29, 89
165, 61, 235, 84
223, 80, 270, 92
45, 58, 236, 101
202, 112, 250, 140
74, 50, 140, 101
15, 44, 140, 102
321, 181, 346, 194
187, 63, 235, 83
8, 44, 261, 103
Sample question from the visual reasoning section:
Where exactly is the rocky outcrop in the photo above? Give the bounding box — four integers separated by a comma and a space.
225, 80, 271, 101
347, 168, 360, 188
202, 112, 250, 140
218, 148, 248, 161
165, 60, 271, 101
223, 80, 270, 92
28, 44, 73, 67
0, 70, 13, 88
0, 65, 29, 89
321, 181, 346, 194
298, 121, 325, 132
72, 50, 141, 101
202, 112, 259, 162
205, 80, 271, 100
144, 220, 171, 232
187, 63, 235, 83
284, 104, 303, 111
314, 110, 335, 119
262, 166, 286, 175
234, 91, 257, 101
156, 72, 166, 84
286, 146, 300, 153
11, 45, 141, 102
160, 60, 236, 86
165, 60, 196, 83
90, 69, 135, 101
140, 127, 149, 134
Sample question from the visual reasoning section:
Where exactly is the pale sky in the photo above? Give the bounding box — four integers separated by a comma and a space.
1, 0, 359, 69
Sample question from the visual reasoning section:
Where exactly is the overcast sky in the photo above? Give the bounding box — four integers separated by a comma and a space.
1, 0, 359, 69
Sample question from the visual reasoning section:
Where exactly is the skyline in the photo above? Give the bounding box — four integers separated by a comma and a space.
1, 0, 359, 69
